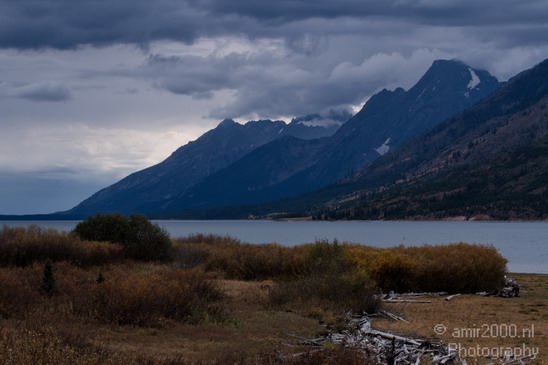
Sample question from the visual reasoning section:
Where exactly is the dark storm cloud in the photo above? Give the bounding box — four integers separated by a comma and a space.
132, 47, 448, 118
197, 0, 547, 25
2, 0, 546, 119
0, 1, 201, 49
1, 0, 547, 50
12, 82, 72, 102
1, 0, 547, 215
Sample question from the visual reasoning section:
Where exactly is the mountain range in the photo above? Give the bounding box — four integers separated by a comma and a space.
63, 59, 508, 219
5, 58, 546, 220
64, 113, 346, 216
251, 58, 548, 220
317, 59, 548, 220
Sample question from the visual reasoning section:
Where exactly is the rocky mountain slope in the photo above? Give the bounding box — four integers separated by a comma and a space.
66, 59, 503, 218
66, 117, 341, 216
310, 59, 548, 220
152, 60, 501, 216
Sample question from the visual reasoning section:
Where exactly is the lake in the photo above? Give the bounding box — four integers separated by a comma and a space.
2, 220, 547, 274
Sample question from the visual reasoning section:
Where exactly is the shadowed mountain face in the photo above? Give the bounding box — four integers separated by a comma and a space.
66, 118, 341, 216
165, 60, 502, 214
298, 59, 548, 220
158, 136, 328, 213
279, 59, 501, 190
66, 59, 502, 218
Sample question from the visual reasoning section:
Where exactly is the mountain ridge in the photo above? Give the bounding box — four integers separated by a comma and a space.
276, 58, 548, 220
141, 59, 502, 217
66, 117, 342, 216
40, 59, 513, 219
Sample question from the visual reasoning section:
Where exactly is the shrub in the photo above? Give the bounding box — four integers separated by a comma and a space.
173, 235, 507, 296
344, 243, 507, 293
0, 327, 113, 365
174, 234, 308, 280
175, 233, 243, 246
204, 243, 306, 280
73, 214, 173, 262
0, 266, 40, 318
271, 240, 380, 314
89, 266, 225, 326
0, 263, 226, 327
0, 225, 122, 267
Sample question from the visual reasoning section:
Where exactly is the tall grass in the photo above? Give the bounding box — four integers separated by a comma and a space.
0, 262, 225, 326
344, 243, 507, 293
269, 240, 380, 314
174, 234, 309, 279
89, 266, 225, 326
0, 225, 122, 267
0, 327, 193, 365
0, 227, 510, 364
176, 234, 507, 294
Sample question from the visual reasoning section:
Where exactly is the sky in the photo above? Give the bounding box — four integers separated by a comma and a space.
1, 0, 548, 214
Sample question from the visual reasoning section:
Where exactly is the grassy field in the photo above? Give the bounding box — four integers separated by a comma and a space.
92, 275, 548, 364
0, 222, 545, 364
375, 273, 547, 363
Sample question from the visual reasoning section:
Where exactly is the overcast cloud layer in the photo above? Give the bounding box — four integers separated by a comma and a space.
1, 0, 548, 214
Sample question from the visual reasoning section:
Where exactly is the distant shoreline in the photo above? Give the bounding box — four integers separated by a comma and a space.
1, 214, 547, 222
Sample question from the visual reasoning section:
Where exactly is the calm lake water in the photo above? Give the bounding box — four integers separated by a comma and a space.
3, 220, 547, 274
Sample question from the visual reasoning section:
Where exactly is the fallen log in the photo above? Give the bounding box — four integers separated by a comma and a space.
380, 309, 410, 323
369, 329, 422, 346
445, 294, 461, 301
293, 312, 463, 364
383, 299, 432, 303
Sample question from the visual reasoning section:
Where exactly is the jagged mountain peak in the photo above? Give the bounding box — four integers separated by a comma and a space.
411, 59, 498, 95
217, 118, 238, 127
64, 58, 511, 218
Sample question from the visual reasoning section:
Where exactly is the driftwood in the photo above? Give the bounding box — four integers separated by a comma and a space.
498, 276, 520, 297
379, 309, 410, 323
398, 292, 448, 297
290, 310, 536, 364
382, 291, 445, 303
445, 294, 461, 301
476, 276, 520, 298
288, 277, 527, 364
293, 312, 464, 365
384, 299, 432, 303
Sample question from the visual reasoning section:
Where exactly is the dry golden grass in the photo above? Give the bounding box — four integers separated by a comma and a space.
0, 262, 225, 327
89, 279, 324, 363
1, 272, 546, 364
0, 225, 123, 267
0, 227, 538, 364
373, 274, 547, 363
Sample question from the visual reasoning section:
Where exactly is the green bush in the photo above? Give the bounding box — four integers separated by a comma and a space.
73, 214, 173, 262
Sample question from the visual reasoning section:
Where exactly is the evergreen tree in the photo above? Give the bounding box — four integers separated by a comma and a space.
40, 259, 55, 295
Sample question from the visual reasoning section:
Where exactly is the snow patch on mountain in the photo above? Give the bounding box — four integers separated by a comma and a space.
375, 137, 391, 156
467, 68, 480, 90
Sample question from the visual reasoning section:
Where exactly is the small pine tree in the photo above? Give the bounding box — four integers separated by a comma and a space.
96, 272, 105, 284
40, 259, 55, 295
